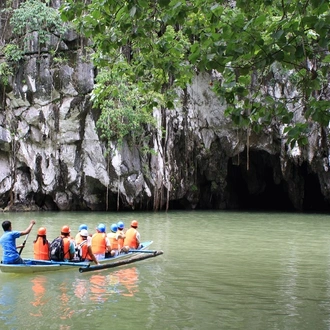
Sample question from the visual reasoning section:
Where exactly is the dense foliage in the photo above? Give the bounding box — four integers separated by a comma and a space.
93, 60, 157, 149
60, 0, 329, 145
0, 0, 67, 86
9, 0, 66, 50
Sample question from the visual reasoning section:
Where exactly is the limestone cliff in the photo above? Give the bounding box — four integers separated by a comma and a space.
0, 1, 329, 212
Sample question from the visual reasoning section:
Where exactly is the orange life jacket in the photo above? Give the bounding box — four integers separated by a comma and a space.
107, 232, 119, 250
91, 233, 107, 254
124, 228, 139, 249
62, 237, 71, 260
77, 240, 89, 260
33, 236, 50, 260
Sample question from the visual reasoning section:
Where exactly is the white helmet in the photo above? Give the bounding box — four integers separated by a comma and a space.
80, 229, 88, 237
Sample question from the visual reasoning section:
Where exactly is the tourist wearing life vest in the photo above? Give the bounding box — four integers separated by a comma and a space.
33, 227, 50, 260
124, 220, 141, 250
75, 224, 88, 244
76, 229, 99, 265
117, 221, 129, 253
107, 223, 120, 257
60, 225, 75, 260
91, 223, 110, 260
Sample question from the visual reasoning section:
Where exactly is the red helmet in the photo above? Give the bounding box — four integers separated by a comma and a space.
61, 225, 70, 234
38, 227, 46, 235
131, 220, 138, 228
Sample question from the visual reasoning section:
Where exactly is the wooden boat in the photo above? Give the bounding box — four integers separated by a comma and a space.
0, 241, 154, 274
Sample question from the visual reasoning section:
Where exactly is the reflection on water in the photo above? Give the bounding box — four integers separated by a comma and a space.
30, 276, 47, 317
117, 267, 139, 297
26, 266, 140, 322
73, 267, 139, 303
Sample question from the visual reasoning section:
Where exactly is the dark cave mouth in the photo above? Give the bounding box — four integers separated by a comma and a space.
172, 150, 330, 212
226, 159, 294, 212
226, 151, 329, 213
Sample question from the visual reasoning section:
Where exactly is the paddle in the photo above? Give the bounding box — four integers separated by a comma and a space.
19, 223, 35, 256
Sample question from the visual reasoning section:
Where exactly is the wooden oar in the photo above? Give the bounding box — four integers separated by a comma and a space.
19, 223, 35, 256
79, 250, 163, 273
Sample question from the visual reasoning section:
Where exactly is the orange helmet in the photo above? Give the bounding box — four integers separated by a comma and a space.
61, 225, 70, 234
131, 220, 138, 228
38, 227, 46, 235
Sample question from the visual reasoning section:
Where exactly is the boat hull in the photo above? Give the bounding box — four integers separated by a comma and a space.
0, 241, 153, 274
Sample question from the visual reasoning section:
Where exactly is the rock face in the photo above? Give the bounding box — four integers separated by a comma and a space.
0, 2, 330, 212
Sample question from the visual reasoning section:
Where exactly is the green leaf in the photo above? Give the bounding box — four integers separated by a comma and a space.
272, 30, 284, 40
254, 15, 266, 27
159, 0, 171, 7
236, 86, 247, 96
301, 15, 318, 28
273, 50, 284, 61
166, 100, 174, 108
130, 6, 137, 17
188, 49, 201, 63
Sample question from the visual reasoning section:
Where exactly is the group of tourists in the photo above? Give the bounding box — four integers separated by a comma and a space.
0, 219, 141, 265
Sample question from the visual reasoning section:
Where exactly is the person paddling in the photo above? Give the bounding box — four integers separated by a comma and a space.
0, 219, 36, 264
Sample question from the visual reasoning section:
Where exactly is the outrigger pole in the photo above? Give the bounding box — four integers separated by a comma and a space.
79, 250, 164, 273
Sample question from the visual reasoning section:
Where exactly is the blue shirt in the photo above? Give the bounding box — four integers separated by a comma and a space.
0, 231, 21, 263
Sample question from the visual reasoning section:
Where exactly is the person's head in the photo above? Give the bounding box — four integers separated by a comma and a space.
2, 220, 11, 231
96, 223, 106, 233
117, 221, 125, 230
35, 227, 47, 244
38, 227, 47, 236
80, 229, 88, 239
131, 220, 138, 228
78, 224, 88, 232
61, 225, 71, 236
110, 223, 118, 233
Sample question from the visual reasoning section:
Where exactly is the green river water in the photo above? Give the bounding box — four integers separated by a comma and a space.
0, 211, 330, 330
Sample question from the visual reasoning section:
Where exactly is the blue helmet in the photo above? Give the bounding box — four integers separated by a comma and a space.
110, 223, 118, 233
97, 223, 106, 233
79, 224, 88, 231
117, 221, 125, 229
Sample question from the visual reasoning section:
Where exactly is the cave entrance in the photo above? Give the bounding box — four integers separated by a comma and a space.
227, 150, 294, 211
301, 163, 329, 212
